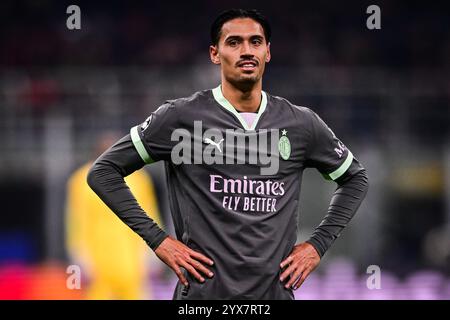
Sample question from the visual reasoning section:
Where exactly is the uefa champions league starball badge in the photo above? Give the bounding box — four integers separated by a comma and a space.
141, 115, 153, 131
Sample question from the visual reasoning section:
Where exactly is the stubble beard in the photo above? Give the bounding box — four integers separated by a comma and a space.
228, 72, 262, 92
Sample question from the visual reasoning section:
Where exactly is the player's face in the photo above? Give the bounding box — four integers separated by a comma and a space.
210, 18, 271, 88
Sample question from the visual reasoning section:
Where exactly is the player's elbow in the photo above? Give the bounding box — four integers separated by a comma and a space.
86, 162, 104, 194
339, 168, 369, 199
86, 163, 98, 192
86, 160, 124, 194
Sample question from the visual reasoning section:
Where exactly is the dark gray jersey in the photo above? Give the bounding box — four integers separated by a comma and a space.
130, 86, 362, 299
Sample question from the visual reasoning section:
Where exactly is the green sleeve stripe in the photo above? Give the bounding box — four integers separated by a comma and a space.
328, 151, 354, 180
130, 126, 154, 164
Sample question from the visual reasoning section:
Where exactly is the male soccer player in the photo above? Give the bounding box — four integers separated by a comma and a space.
87, 9, 369, 299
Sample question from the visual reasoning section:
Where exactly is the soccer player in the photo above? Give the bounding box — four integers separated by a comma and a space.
87, 9, 369, 299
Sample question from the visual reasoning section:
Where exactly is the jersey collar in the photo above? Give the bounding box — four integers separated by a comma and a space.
212, 85, 267, 131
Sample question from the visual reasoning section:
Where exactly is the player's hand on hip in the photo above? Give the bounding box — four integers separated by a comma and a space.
155, 236, 214, 286
279, 242, 320, 290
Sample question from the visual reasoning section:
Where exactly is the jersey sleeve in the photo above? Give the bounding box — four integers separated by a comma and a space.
130, 102, 179, 163
304, 109, 355, 181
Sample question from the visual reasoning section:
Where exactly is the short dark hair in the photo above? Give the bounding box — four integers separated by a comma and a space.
210, 9, 271, 46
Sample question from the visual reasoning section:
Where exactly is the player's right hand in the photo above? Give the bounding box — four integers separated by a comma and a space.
154, 236, 214, 286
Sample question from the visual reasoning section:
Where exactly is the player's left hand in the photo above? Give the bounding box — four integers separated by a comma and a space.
279, 242, 320, 290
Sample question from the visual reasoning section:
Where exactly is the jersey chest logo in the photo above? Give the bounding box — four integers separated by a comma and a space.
203, 137, 224, 153
278, 129, 291, 160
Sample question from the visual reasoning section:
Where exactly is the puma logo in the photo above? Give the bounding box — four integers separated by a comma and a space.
204, 137, 224, 153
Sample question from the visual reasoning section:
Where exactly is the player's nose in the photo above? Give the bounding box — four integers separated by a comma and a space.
240, 41, 253, 55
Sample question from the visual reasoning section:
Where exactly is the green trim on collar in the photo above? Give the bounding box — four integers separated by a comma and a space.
212, 85, 267, 131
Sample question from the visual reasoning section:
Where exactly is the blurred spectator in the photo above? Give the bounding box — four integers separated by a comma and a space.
65, 131, 163, 299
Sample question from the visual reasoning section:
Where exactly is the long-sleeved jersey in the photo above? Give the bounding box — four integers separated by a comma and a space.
88, 85, 368, 300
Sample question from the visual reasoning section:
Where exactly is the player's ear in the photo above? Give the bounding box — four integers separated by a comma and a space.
210, 45, 221, 65
265, 42, 271, 63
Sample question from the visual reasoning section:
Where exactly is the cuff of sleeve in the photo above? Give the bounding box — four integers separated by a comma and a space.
146, 229, 169, 251
306, 238, 325, 258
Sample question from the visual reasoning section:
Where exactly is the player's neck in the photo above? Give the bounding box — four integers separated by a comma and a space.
221, 81, 262, 113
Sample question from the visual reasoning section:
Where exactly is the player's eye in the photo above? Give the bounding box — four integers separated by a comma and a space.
252, 38, 262, 45
228, 39, 238, 46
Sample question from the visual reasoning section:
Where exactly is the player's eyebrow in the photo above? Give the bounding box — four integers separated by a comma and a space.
224, 35, 243, 42
250, 35, 264, 40
224, 34, 264, 43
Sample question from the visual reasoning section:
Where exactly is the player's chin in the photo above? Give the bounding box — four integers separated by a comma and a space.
237, 73, 259, 84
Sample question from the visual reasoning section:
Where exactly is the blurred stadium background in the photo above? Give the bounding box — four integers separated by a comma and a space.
0, 1, 449, 299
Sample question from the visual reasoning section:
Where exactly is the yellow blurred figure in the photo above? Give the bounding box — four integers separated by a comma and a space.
65, 134, 162, 300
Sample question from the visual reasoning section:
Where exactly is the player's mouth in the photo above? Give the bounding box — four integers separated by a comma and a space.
237, 60, 258, 72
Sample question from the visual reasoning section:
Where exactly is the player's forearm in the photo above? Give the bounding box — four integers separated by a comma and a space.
86, 134, 168, 250
306, 168, 369, 257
